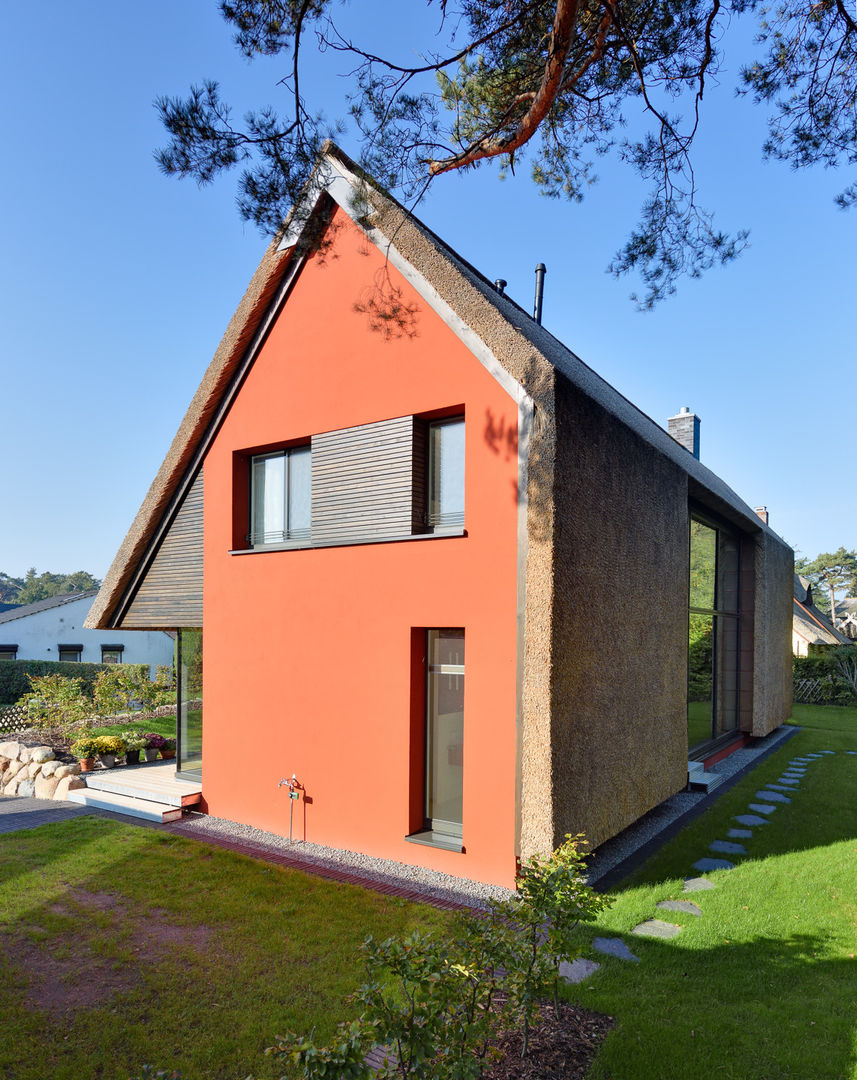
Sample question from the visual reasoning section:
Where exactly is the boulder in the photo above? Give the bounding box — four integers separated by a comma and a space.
27, 762, 43, 780
0, 759, 8, 774
30, 746, 55, 764
17, 746, 30, 764
16, 779, 35, 798
40, 760, 61, 778
5, 758, 25, 781
0, 740, 25, 760
34, 773, 60, 800
54, 775, 85, 800
54, 763, 81, 780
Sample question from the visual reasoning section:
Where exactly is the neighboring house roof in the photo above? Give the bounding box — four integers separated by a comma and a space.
793, 574, 851, 647
0, 590, 98, 627
87, 142, 790, 630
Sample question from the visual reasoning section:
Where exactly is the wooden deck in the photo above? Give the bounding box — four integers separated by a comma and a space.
82, 760, 202, 807
67, 760, 202, 823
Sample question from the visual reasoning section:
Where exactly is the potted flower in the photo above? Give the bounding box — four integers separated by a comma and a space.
70, 736, 101, 773
144, 733, 166, 762
94, 734, 126, 769
160, 737, 177, 761
120, 730, 147, 765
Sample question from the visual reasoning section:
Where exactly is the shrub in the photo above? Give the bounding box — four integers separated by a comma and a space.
93, 665, 175, 717
120, 730, 147, 752
272, 835, 612, 1077
144, 733, 167, 750
0, 660, 148, 707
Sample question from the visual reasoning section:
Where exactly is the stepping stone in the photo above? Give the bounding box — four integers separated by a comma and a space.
559, 957, 600, 983
633, 919, 682, 939
734, 814, 770, 826
848, 752, 857, 756
755, 790, 791, 803
657, 900, 703, 916
782, 768, 806, 774
728, 827, 752, 838
710, 840, 746, 855
748, 803, 777, 815
768, 782, 799, 791
779, 774, 803, 781
593, 937, 640, 962
819, 750, 836, 755
693, 857, 734, 872
804, 754, 824, 759
683, 877, 715, 892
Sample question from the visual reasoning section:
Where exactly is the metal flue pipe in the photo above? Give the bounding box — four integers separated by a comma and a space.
533, 263, 546, 324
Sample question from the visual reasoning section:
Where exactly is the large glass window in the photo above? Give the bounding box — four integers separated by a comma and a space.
688, 517, 740, 751
250, 446, 311, 546
177, 628, 203, 779
425, 629, 464, 839
428, 419, 465, 531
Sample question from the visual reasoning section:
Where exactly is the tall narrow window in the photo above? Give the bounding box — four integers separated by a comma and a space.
688, 516, 740, 751
250, 446, 311, 546
428, 419, 465, 531
425, 629, 464, 841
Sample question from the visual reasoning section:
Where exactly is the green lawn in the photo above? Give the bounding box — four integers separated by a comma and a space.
0, 818, 446, 1080
3, 705, 856, 1079
564, 704, 857, 1079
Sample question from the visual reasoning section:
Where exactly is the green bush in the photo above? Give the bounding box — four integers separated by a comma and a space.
0, 660, 149, 707
793, 647, 857, 705
271, 835, 612, 1078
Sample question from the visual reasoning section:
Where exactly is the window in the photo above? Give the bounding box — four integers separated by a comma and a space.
0, 645, 17, 661
249, 446, 311, 546
688, 516, 740, 751
428, 419, 465, 531
58, 645, 82, 662
101, 645, 124, 664
409, 629, 464, 850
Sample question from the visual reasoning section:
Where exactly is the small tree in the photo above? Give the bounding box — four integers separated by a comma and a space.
18, 674, 93, 737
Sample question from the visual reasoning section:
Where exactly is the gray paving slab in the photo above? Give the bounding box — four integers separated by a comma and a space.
657, 900, 703, 916
728, 828, 753, 838
592, 937, 640, 962
734, 814, 770, 826
748, 803, 777, 815
693, 857, 734, 872
632, 918, 682, 939
0, 795, 105, 833
768, 782, 799, 791
559, 957, 601, 983
818, 750, 836, 755
848, 752, 857, 756
710, 839, 747, 854
755, 790, 792, 804
683, 877, 715, 892
782, 768, 806, 774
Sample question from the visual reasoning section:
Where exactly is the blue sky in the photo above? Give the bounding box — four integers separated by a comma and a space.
1, 2, 853, 580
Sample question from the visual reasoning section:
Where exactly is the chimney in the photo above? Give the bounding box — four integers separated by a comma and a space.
668, 407, 701, 459
754, 506, 769, 525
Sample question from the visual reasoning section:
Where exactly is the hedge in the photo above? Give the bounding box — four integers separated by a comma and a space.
0, 660, 150, 706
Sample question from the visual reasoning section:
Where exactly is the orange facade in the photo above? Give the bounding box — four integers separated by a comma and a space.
201, 209, 522, 887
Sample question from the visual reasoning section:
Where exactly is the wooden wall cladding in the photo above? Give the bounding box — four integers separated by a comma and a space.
311, 416, 419, 545
120, 470, 204, 628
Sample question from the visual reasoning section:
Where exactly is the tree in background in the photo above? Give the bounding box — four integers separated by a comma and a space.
3, 568, 101, 607
796, 548, 857, 623
156, 0, 855, 307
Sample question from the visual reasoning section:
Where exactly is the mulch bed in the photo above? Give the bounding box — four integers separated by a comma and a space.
482, 1001, 614, 1080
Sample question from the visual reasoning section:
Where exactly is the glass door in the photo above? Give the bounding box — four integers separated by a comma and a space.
425, 629, 464, 839
177, 628, 203, 779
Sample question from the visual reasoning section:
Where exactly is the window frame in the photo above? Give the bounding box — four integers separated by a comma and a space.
0, 645, 18, 661
101, 645, 125, 664
427, 417, 465, 534
57, 645, 83, 663
248, 443, 312, 548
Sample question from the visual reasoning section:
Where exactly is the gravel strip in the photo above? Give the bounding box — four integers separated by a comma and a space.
171, 813, 515, 908
170, 725, 797, 904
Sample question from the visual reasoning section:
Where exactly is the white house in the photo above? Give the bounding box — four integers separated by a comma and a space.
0, 592, 174, 674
